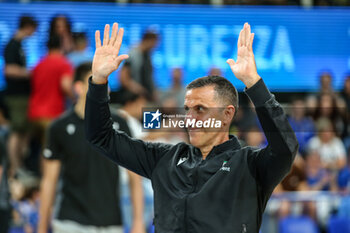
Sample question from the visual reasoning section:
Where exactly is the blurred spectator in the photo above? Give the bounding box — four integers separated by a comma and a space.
303, 150, 338, 224
28, 35, 74, 147
307, 118, 347, 170
115, 92, 154, 233
313, 93, 346, 137
120, 30, 159, 102
160, 67, 186, 107
337, 144, 350, 192
275, 155, 311, 219
288, 97, 315, 156
305, 150, 338, 191
49, 15, 74, 54
3, 15, 38, 177
231, 100, 258, 139
280, 155, 308, 192
208, 67, 223, 76
10, 176, 40, 233
338, 165, 350, 193
67, 32, 93, 67
243, 126, 265, 148
38, 63, 130, 233
116, 92, 147, 138
308, 71, 347, 133
341, 74, 350, 112
340, 74, 350, 149
318, 71, 334, 95
306, 71, 335, 118
305, 94, 318, 119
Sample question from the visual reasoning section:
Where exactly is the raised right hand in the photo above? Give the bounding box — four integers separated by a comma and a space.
92, 23, 129, 84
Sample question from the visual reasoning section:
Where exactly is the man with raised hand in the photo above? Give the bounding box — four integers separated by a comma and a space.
85, 22, 298, 233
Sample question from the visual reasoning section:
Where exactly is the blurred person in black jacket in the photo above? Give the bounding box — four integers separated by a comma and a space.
38, 63, 130, 233
4, 15, 37, 178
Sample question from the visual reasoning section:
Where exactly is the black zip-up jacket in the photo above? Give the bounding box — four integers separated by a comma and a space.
85, 78, 299, 233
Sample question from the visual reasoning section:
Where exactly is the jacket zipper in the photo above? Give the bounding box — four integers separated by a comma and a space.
184, 160, 203, 233
184, 197, 188, 233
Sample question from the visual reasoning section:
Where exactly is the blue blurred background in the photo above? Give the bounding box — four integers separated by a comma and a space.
0, 2, 349, 91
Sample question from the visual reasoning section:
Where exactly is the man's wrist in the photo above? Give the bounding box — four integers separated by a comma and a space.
243, 74, 261, 88
92, 75, 108, 85
244, 78, 272, 107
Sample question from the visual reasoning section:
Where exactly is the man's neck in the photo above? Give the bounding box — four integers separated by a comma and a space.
74, 98, 85, 119
199, 133, 229, 160
49, 49, 62, 55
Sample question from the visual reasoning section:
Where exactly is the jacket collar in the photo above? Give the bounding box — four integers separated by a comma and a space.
194, 135, 241, 159
210, 135, 241, 155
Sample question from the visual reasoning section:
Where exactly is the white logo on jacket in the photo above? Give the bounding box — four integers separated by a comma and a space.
177, 157, 188, 166
220, 161, 231, 172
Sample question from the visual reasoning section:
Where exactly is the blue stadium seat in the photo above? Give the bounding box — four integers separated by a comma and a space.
279, 216, 319, 233
328, 216, 350, 233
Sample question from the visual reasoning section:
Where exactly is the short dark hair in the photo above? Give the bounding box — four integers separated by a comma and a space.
186, 76, 239, 111
19, 16, 38, 29
74, 62, 92, 83
47, 34, 61, 50
142, 31, 158, 41
73, 32, 87, 44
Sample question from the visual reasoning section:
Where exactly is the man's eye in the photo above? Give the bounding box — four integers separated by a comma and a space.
196, 106, 204, 112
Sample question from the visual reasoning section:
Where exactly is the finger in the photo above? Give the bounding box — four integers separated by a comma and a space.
114, 27, 125, 51
247, 24, 253, 47
227, 59, 236, 74
114, 54, 129, 68
109, 23, 118, 46
241, 26, 246, 47
249, 33, 255, 52
238, 29, 243, 47
226, 59, 236, 67
117, 54, 129, 61
246, 24, 251, 46
95, 30, 101, 48
243, 23, 249, 46
103, 24, 110, 46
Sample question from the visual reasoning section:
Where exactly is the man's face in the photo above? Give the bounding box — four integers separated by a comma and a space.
24, 26, 36, 37
146, 38, 158, 50
184, 85, 226, 148
74, 72, 91, 101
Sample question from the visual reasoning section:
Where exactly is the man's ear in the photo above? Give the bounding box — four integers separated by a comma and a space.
223, 105, 235, 126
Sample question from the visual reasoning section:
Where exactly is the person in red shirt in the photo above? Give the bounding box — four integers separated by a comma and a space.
29, 35, 73, 145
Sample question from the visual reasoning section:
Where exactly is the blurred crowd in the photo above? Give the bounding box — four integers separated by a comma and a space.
0, 13, 349, 233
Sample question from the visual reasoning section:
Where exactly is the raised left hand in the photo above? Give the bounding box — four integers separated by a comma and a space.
227, 23, 261, 88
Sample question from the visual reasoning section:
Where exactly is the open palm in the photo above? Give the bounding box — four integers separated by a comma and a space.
227, 23, 260, 88
92, 23, 129, 84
